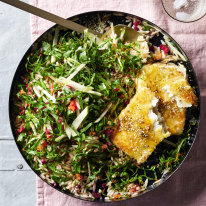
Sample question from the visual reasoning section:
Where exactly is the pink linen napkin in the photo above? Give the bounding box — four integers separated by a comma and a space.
30, 0, 206, 205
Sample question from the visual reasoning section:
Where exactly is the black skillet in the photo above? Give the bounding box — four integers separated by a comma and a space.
9, 11, 200, 203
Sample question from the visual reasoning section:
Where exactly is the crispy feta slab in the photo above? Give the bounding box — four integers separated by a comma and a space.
111, 87, 170, 164
137, 63, 197, 135
137, 63, 197, 107
158, 101, 186, 135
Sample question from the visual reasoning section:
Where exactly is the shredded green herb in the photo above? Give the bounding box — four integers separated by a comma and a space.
14, 26, 194, 200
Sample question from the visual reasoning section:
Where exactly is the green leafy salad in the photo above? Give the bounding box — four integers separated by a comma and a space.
14, 24, 193, 201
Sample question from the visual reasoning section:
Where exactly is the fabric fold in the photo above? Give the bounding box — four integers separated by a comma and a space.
29, 0, 206, 205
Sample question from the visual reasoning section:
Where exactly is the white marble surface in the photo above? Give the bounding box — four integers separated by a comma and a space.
0, 1, 36, 206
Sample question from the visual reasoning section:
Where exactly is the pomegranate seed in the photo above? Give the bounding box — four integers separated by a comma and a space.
134, 20, 141, 27
149, 45, 155, 52
42, 140, 47, 148
133, 186, 139, 192
125, 100, 130, 106
45, 128, 50, 135
102, 183, 106, 188
17, 126, 25, 133
57, 119, 63, 123
159, 44, 169, 54
103, 129, 114, 137
92, 192, 101, 199
41, 158, 47, 164
114, 88, 120, 91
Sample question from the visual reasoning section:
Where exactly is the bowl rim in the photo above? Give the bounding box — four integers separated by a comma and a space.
9, 10, 201, 203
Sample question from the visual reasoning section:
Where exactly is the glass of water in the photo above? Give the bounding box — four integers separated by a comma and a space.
162, 0, 206, 22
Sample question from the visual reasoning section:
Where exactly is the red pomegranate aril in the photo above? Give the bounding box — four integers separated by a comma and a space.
17, 126, 25, 133
159, 44, 169, 54
134, 20, 141, 26
102, 183, 106, 188
41, 158, 47, 164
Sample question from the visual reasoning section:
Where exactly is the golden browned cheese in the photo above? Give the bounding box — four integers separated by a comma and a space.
111, 87, 170, 164
137, 63, 197, 107
137, 63, 197, 135
158, 101, 186, 135
112, 63, 197, 164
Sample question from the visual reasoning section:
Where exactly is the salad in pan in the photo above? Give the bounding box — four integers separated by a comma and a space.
14, 17, 197, 201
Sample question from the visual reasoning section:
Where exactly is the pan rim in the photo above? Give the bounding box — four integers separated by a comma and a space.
8, 9, 201, 203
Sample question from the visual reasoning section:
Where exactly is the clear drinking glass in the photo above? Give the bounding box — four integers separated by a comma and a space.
162, 0, 206, 22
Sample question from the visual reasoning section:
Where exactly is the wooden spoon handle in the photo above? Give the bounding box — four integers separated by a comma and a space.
0, 0, 99, 35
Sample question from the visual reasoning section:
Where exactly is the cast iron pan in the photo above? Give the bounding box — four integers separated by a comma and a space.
9, 11, 200, 202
